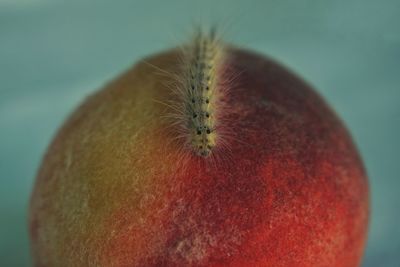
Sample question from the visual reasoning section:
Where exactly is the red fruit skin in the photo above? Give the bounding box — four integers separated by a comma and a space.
141, 49, 369, 267
29, 48, 369, 267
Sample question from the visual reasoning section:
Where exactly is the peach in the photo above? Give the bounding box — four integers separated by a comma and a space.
29, 33, 369, 267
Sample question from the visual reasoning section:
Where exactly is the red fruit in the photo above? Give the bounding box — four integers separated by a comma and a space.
29, 37, 369, 267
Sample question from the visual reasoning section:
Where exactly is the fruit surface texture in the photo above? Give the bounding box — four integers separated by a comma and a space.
29, 34, 369, 267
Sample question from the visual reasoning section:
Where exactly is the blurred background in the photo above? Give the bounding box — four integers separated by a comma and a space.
0, 0, 399, 266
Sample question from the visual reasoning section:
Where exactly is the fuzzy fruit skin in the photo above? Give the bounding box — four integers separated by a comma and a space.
29, 48, 369, 267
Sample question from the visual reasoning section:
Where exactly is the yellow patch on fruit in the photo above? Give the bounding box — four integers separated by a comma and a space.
29, 51, 189, 266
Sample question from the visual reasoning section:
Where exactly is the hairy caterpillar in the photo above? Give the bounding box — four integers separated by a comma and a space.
178, 28, 227, 158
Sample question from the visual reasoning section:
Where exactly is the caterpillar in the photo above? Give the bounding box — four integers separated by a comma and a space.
179, 28, 227, 158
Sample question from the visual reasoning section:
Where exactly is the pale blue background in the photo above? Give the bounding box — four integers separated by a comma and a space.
0, 0, 399, 266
